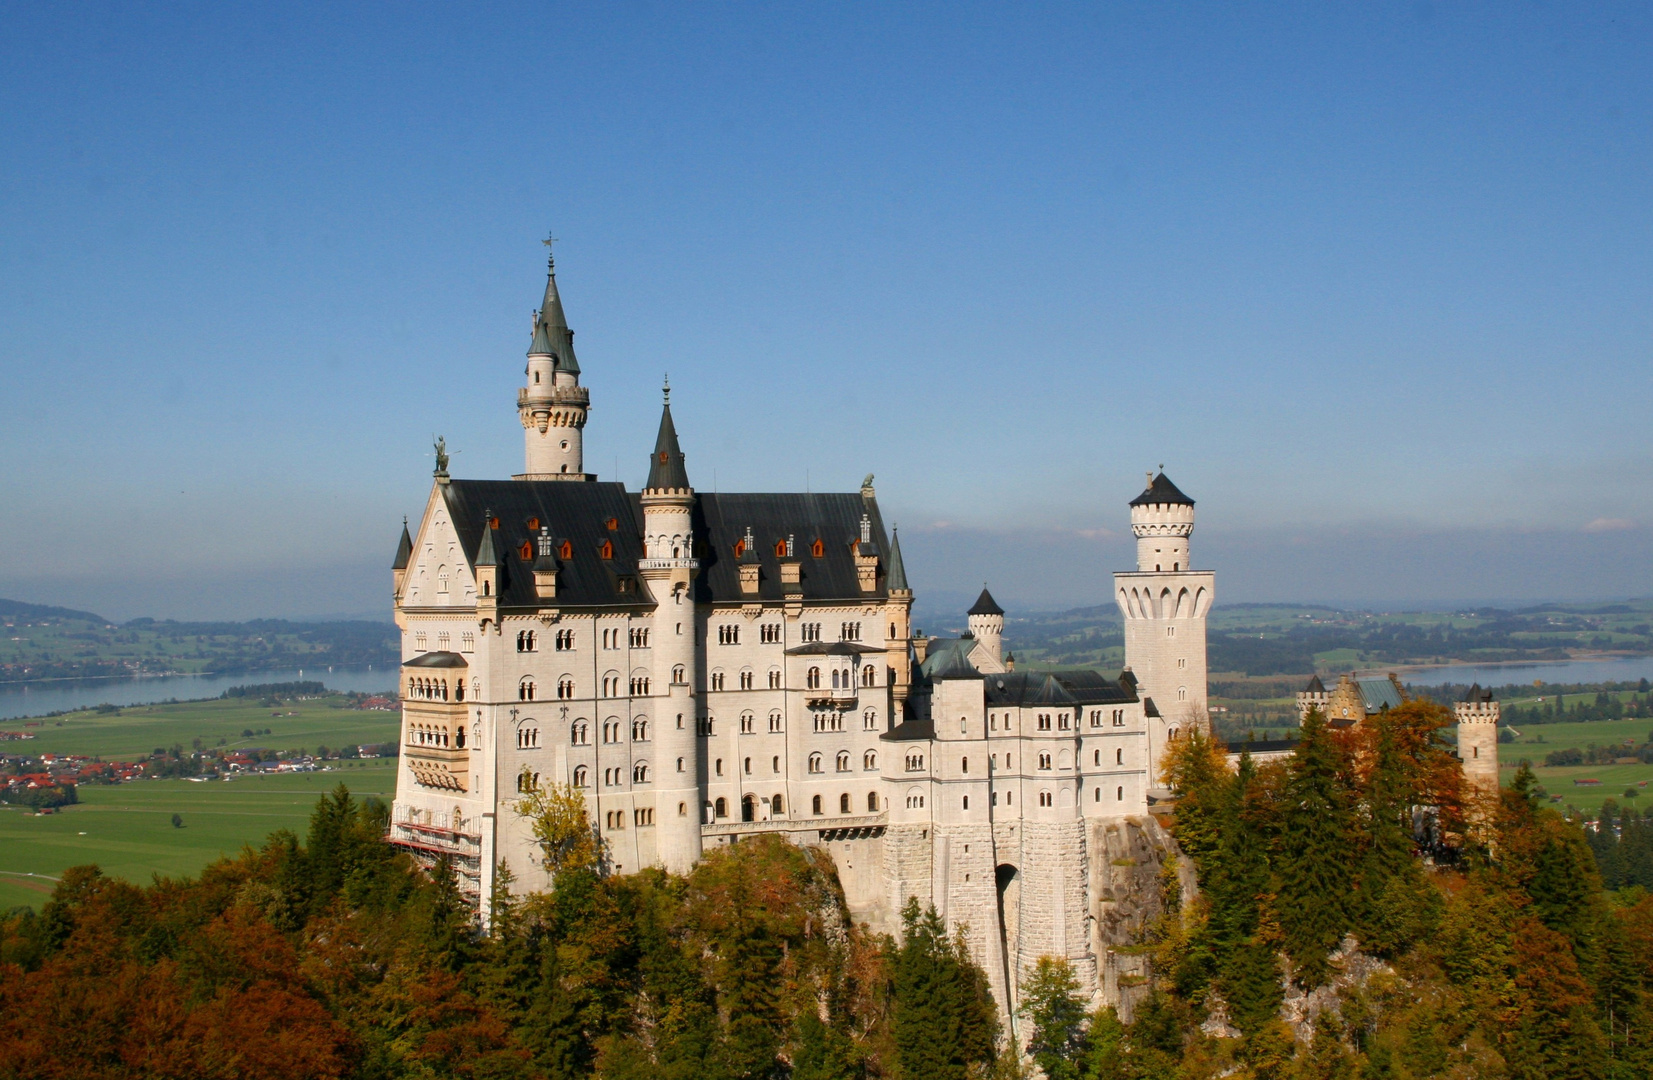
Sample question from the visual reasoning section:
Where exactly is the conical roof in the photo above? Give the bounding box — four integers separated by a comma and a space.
968, 587, 1003, 616
887, 528, 909, 591
474, 516, 499, 567
645, 394, 691, 492
1129, 471, 1194, 507
1304, 674, 1325, 693
392, 518, 413, 570
526, 257, 579, 375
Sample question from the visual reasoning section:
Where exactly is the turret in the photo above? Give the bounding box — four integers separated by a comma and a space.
392, 517, 413, 598
517, 245, 591, 480
1130, 471, 1195, 572
637, 381, 701, 873
966, 588, 1004, 666
1456, 684, 1500, 803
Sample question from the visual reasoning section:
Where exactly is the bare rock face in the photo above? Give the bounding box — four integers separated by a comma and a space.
1087, 815, 1192, 1022
1279, 936, 1393, 1042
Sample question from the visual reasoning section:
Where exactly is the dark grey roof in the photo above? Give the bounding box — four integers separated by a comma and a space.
1303, 674, 1326, 694
474, 518, 500, 568
645, 402, 691, 492
404, 651, 468, 668
982, 669, 1136, 707
1129, 472, 1194, 507
968, 588, 1004, 617
1143, 697, 1160, 717
442, 481, 649, 609
785, 641, 884, 656
393, 519, 413, 570
928, 646, 982, 681
1463, 683, 1495, 703
887, 529, 909, 591
686, 492, 894, 604
919, 638, 975, 678
526, 258, 579, 375
881, 714, 936, 742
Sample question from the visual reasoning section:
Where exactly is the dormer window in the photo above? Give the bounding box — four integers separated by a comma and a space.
734, 539, 745, 557
774, 539, 787, 557
489, 517, 500, 529
519, 542, 533, 560
606, 517, 619, 531
526, 517, 540, 531
811, 538, 824, 558
559, 540, 573, 559
600, 540, 613, 560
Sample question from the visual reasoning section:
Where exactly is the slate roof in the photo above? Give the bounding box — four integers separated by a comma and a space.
1462, 683, 1495, 703
441, 480, 649, 609
928, 647, 982, 681
886, 529, 909, 591
433, 480, 892, 610
392, 519, 413, 570
982, 669, 1138, 707
404, 651, 468, 668
645, 401, 690, 492
686, 492, 892, 604
968, 588, 1004, 616
526, 259, 580, 375
1129, 471, 1194, 507
1303, 674, 1326, 694
1355, 677, 1405, 713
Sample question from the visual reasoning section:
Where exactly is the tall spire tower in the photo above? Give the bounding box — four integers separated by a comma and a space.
516, 239, 592, 480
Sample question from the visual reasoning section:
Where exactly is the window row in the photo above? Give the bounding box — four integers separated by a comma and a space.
408, 723, 462, 748
806, 750, 879, 773
407, 676, 463, 702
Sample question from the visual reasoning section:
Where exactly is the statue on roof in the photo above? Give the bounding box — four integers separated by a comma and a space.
433, 436, 449, 476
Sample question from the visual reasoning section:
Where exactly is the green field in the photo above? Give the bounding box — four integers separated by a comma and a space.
1499, 717, 1653, 815
0, 762, 398, 911
9, 694, 401, 760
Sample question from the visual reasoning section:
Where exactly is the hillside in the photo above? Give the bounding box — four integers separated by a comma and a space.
0, 599, 398, 684
969, 598, 1653, 677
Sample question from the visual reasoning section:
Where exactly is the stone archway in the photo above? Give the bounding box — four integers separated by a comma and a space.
996, 863, 1021, 1013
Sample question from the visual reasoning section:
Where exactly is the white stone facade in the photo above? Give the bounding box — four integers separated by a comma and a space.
385, 254, 1211, 1024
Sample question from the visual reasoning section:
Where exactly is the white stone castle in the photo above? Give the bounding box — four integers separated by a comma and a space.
387, 251, 1215, 1014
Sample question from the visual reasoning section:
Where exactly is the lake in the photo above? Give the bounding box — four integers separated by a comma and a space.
1400, 656, 1653, 689
0, 666, 399, 721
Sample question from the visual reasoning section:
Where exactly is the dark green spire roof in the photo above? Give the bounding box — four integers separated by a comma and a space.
526, 256, 579, 375
392, 518, 413, 570
474, 514, 499, 567
887, 528, 909, 591
645, 386, 691, 492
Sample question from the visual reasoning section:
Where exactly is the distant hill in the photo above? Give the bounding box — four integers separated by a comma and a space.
0, 599, 398, 684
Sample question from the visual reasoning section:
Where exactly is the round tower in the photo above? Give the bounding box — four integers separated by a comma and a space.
966, 587, 1004, 667
1456, 685, 1500, 803
517, 248, 592, 480
637, 382, 702, 873
1113, 470, 1214, 779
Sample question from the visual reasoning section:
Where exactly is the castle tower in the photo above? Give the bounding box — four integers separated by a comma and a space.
1456, 684, 1500, 802
966, 588, 1005, 672
516, 250, 592, 480
886, 530, 914, 708
637, 384, 702, 873
1113, 472, 1214, 780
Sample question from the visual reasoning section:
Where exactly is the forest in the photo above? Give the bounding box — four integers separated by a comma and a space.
3, 700, 1651, 1079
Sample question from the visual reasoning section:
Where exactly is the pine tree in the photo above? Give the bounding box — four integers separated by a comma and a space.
793, 1009, 862, 1080
1021, 957, 1086, 1080
1356, 723, 1438, 957
1276, 709, 1355, 987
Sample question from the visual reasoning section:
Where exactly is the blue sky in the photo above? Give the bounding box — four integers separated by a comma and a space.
1, 3, 1649, 621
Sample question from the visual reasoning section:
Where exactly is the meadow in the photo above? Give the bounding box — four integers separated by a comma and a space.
1500, 715, 1653, 815
0, 761, 397, 911
8, 693, 401, 759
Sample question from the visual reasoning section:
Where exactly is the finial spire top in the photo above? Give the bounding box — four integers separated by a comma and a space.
663, 374, 671, 405
542, 231, 557, 268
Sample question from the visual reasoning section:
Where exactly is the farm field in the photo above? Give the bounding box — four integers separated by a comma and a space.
7, 693, 401, 759
0, 761, 398, 911
1498, 716, 1653, 815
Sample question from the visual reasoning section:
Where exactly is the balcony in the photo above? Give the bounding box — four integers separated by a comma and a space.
806, 687, 858, 707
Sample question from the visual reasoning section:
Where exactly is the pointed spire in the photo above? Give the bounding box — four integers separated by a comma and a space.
392, 517, 413, 570
645, 379, 690, 492
526, 246, 579, 375
474, 511, 499, 567
968, 587, 1003, 617
887, 527, 909, 592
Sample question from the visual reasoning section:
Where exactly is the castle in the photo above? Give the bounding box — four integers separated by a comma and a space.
1296, 674, 1500, 796
387, 251, 1214, 1016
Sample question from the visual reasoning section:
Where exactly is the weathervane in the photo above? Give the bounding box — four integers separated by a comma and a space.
542, 231, 558, 267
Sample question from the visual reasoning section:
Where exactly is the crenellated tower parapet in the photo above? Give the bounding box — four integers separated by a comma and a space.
1456, 685, 1500, 801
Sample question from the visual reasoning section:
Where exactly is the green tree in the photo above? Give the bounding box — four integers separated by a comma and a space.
890, 899, 997, 1080
1276, 709, 1355, 987
1021, 957, 1087, 1080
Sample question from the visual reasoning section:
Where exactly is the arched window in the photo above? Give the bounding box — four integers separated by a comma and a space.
558, 676, 574, 699
714, 797, 728, 818
836, 751, 850, 772
831, 669, 840, 689
672, 664, 686, 684
867, 791, 879, 812
632, 718, 649, 741
839, 793, 850, 813
771, 794, 784, 814
742, 794, 756, 822
573, 765, 588, 788
1177, 686, 1188, 702
863, 750, 877, 770
1117, 785, 1124, 801
518, 677, 535, 702
862, 665, 875, 687
1038, 752, 1052, 770
633, 762, 649, 784
571, 721, 588, 745
809, 752, 823, 774
807, 667, 821, 689
812, 795, 823, 815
